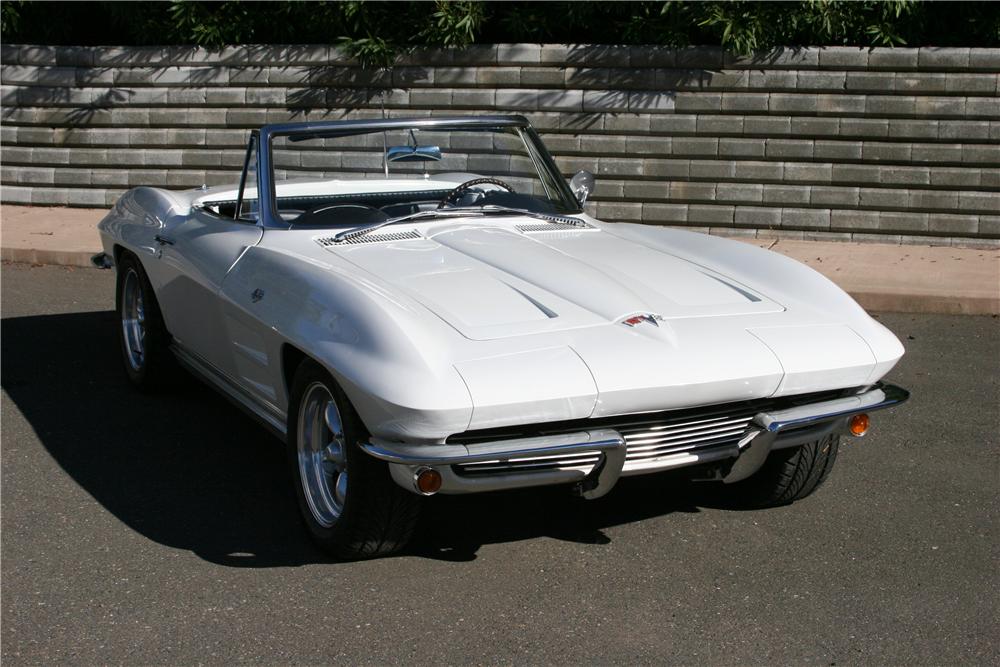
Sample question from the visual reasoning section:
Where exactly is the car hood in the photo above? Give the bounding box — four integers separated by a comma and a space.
259, 219, 902, 434
332, 223, 784, 341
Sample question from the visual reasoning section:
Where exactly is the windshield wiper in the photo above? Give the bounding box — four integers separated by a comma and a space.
471, 205, 589, 228
332, 205, 587, 244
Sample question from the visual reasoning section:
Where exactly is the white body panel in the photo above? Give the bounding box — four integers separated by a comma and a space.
154, 208, 263, 375
99, 175, 904, 445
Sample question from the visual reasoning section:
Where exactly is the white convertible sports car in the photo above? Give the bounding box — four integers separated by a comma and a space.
96, 115, 908, 558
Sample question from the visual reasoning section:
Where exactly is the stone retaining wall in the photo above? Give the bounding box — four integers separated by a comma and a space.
1, 44, 998, 245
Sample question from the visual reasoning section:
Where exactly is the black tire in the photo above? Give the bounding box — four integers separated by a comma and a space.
719, 434, 840, 508
287, 360, 420, 559
115, 251, 179, 392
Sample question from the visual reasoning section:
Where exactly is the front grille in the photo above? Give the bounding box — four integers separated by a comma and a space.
618, 412, 755, 463
453, 411, 754, 477
450, 389, 850, 478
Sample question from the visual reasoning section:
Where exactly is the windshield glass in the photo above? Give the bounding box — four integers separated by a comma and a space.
265, 124, 579, 227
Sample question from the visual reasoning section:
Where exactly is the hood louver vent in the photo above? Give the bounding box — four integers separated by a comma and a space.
316, 230, 422, 247
516, 222, 594, 233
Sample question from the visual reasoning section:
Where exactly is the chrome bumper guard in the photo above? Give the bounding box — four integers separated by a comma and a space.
756, 382, 910, 433
362, 382, 909, 498
364, 429, 626, 499
723, 382, 909, 483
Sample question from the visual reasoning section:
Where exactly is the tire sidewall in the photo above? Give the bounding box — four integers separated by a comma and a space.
722, 434, 841, 508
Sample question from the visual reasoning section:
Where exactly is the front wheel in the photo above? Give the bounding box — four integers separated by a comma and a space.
287, 361, 420, 559
115, 251, 179, 391
718, 435, 840, 508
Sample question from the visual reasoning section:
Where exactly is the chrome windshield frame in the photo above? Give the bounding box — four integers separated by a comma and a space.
255, 116, 581, 229
234, 130, 259, 223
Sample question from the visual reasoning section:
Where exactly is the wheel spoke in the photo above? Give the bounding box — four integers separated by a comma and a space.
323, 440, 345, 468
323, 402, 342, 436
334, 471, 348, 506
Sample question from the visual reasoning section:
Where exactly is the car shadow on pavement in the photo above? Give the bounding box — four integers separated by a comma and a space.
407, 475, 705, 562
2, 310, 706, 567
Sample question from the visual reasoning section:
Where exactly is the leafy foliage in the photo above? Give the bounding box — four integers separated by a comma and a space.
167, 1, 253, 47
693, 1, 920, 52
420, 1, 486, 47
1, 0, 24, 36
3, 1, 997, 67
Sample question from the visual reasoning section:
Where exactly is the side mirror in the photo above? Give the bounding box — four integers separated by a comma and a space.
569, 170, 595, 206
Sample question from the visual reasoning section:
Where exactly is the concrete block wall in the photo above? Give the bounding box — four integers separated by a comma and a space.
1, 43, 998, 245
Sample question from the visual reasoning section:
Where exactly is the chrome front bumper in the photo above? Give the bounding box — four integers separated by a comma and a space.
361, 382, 909, 499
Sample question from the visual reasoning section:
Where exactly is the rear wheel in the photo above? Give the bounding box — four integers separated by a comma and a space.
287, 361, 420, 559
719, 435, 840, 508
115, 251, 178, 391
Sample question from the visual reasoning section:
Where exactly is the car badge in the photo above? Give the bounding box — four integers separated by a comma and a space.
621, 313, 663, 327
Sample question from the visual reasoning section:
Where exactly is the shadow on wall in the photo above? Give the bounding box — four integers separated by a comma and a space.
8, 42, 816, 128
1, 308, 708, 567
285, 64, 419, 118
12, 46, 229, 127
280, 44, 819, 121
64, 88, 135, 126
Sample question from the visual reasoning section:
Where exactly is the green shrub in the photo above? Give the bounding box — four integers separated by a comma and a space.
3, 1, 998, 68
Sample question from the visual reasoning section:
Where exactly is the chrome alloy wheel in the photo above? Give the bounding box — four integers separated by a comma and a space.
120, 267, 146, 371
297, 382, 349, 528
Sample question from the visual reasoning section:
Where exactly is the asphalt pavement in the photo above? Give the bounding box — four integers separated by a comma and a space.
2, 262, 998, 665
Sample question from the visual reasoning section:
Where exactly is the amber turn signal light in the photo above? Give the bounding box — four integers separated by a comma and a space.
415, 467, 443, 495
849, 413, 870, 437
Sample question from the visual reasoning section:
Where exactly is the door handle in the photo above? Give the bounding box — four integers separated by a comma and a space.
154, 234, 175, 246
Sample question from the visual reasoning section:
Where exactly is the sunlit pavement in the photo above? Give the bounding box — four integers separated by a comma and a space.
2, 262, 997, 664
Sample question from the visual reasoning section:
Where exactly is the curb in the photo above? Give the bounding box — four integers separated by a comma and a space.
1, 247, 98, 268
849, 291, 999, 317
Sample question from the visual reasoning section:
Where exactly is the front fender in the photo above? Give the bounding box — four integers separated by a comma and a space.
221, 245, 473, 442
602, 223, 904, 380
97, 187, 188, 262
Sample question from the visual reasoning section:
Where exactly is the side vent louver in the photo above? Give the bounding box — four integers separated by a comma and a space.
316, 230, 421, 247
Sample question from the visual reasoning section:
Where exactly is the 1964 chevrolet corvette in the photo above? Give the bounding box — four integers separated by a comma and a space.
96, 115, 908, 558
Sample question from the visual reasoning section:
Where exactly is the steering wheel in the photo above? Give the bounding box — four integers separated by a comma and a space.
438, 177, 516, 209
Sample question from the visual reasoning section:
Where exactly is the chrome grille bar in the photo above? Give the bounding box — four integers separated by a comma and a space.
622, 420, 753, 446
625, 435, 750, 461
625, 429, 750, 452
620, 414, 754, 437
457, 454, 602, 476
619, 411, 755, 460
